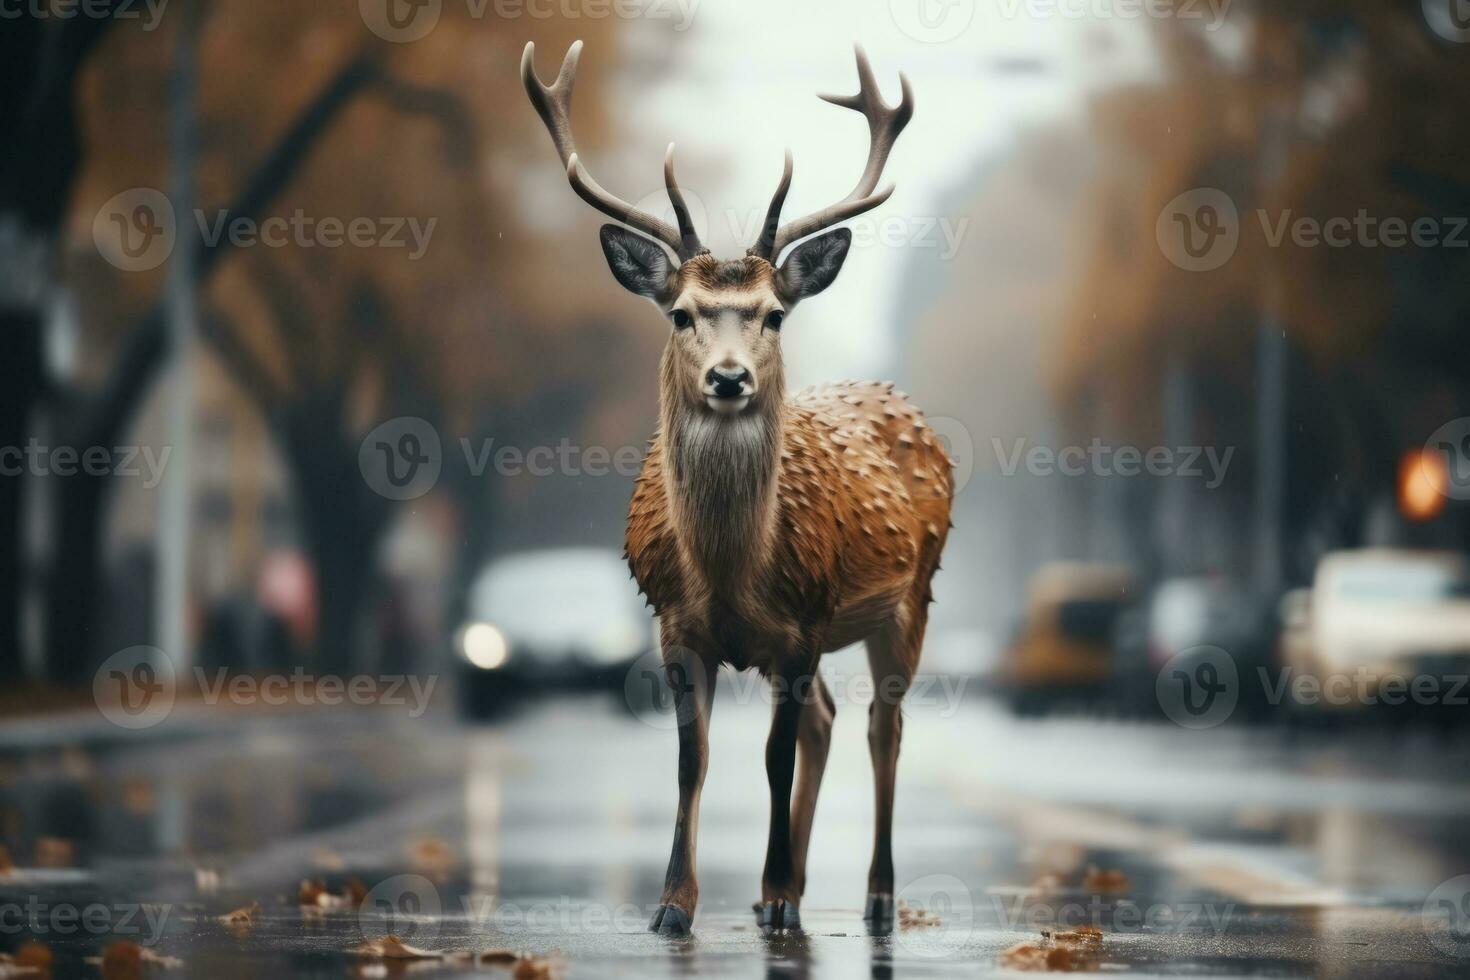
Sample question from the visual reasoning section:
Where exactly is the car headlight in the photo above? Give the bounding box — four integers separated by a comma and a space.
459, 622, 509, 670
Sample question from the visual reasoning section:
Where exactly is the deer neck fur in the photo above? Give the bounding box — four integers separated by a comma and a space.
658, 346, 786, 597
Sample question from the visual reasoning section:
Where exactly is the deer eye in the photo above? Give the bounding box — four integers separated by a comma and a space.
670, 309, 693, 330
764, 309, 785, 332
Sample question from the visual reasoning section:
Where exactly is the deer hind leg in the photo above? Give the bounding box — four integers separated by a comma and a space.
863, 603, 925, 930
790, 672, 836, 900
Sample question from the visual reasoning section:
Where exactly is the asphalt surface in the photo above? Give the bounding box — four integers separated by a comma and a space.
3, 665, 1470, 977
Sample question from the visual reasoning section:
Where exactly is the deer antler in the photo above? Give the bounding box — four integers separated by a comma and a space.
522, 41, 705, 260
749, 45, 913, 263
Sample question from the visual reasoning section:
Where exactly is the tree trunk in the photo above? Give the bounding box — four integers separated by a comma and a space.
0, 310, 43, 679
43, 471, 110, 683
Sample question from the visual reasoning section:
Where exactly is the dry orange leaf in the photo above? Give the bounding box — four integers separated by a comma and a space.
999, 926, 1107, 972
217, 901, 260, 928
351, 936, 443, 960
510, 955, 559, 980
88, 941, 183, 979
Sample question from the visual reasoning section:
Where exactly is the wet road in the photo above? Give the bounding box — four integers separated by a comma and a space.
3, 665, 1470, 977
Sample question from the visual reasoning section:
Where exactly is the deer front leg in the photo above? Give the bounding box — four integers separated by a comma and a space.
790, 672, 835, 900
649, 642, 718, 936
759, 663, 812, 931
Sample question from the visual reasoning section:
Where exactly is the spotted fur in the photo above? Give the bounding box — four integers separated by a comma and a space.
626, 378, 952, 673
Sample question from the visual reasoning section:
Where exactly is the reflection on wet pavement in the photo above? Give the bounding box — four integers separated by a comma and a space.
3, 688, 1470, 977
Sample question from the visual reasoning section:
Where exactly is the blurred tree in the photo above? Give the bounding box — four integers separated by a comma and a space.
47, 1, 662, 679
1054, 1, 1470, 581
0, 6, 140, 682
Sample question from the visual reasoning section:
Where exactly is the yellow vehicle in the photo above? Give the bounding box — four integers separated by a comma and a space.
998, 563, 1134, 711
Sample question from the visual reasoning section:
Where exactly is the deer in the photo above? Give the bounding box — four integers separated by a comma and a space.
523, 39, 952, 935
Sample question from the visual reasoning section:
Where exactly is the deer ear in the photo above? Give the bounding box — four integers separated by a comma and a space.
599, 225, 676, 303
776, 228, 851, 305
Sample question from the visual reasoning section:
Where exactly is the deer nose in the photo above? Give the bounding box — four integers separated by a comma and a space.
706, 365, 750, 398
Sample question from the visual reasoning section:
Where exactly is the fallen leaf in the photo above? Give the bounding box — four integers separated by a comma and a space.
898, 904, 942, 929
216, 900, 259, 934
89, 941, 183, 979
477, 949, 519, 964
510, 955, 559, 980
998, 926, 1106, 972
352, 936, 443, 960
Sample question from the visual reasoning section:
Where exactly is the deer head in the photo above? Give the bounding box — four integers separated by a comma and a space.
522, 41, 913, 417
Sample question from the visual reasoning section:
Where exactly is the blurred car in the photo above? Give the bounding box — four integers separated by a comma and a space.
1111, 575, 1278, 719
996, 563, 1135, 713
1279, 549, 1470, 717
456, 548, 652, 713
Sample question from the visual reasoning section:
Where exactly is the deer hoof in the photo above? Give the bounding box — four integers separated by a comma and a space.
863, 892, 895, 929
760, 899, 800, 931
649, 903, 692, 935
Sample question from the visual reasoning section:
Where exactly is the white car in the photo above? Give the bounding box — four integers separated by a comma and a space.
1281, 549, 1470, 711
457, 548, 652, 695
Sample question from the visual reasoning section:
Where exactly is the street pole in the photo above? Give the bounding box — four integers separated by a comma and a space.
156, 7, 204, 672
1252, 103, 1291, 598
